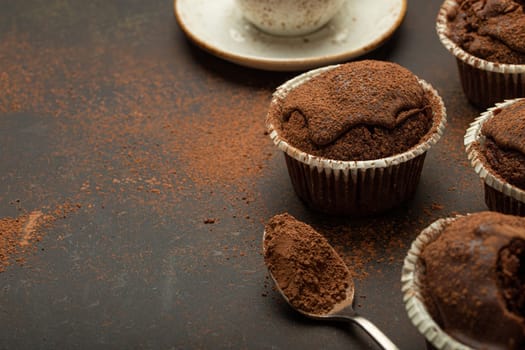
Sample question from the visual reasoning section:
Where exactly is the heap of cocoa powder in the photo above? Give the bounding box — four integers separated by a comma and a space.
0, 203, 80, 272
0, 211, 45, 272
263, 213, 350, 315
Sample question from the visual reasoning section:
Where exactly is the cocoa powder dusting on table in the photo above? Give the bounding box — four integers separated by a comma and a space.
0, 36, 274, 221
0, 34, 281, 275
0, 214, 35, 272
315, 218, 410, 281
0, 203, 79, 272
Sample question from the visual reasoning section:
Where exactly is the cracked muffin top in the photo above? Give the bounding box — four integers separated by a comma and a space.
267, 60, 436, 161
447, 0, 525, 64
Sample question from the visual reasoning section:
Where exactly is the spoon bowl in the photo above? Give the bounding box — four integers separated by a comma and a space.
263, 229, 399, 350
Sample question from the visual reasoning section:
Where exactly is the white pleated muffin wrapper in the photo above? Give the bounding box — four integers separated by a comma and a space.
436, 0, 525, 109
401, 216, 473, 350
266, 64, 447, 215
464, 98, 525, 215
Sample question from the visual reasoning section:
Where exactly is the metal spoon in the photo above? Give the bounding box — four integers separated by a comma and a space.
263, 230, 399, 350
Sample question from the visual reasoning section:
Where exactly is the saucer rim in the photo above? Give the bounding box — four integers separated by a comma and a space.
173, 0, 408, 71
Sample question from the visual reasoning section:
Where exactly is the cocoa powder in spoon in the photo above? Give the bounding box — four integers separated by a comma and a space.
264, 213, 350, 314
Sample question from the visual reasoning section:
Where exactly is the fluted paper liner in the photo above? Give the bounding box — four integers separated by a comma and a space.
464, 98, 525, 215
436, 0, 525, 109
266, 64, 447, 215
401, 216, 473, 350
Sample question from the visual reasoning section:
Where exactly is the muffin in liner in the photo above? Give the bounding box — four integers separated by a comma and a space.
266, 64, 447, 216
436, 0, 525, 109
401, 215, 473, 350
464, 98, 525, 216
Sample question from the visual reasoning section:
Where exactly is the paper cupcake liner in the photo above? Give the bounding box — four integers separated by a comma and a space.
484, 184, 525, 215
282, 151, 427, 215
266, 65, 447, 216
464, 98, 525, 216
436, 0, 525, 109
401, 216, 473, 350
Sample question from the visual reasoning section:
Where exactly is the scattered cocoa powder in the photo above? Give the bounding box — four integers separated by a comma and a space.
0, 31, 287, 274
0, 213, 38, 272
314, 217, 409, 281
431, 203, 444, 211
264, 213, 351, 315
0, 34, 275, 223
0, 19, 486, 291
0, 202, 79, 272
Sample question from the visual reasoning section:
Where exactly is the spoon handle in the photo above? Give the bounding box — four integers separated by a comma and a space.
350, 315, 399, 350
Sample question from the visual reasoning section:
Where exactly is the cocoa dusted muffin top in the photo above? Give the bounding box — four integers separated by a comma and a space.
421, 212, 525, 349
269, 60, 434, 161
447, 0, 525, 64
480, 99, 525, 189
483, 99, 525, 154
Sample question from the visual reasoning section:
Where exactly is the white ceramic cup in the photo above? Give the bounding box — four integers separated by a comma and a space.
235, 0, 346, 36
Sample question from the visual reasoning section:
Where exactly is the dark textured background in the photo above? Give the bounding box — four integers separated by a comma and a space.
0, 1, 486, 349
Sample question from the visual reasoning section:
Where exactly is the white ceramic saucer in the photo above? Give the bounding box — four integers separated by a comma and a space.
174, 0, 407, 71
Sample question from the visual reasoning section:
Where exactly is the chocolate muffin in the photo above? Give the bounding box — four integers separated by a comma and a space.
266, 61, 446, 216
436, 0, 525, 109
465, 98, 525, 215
274, 60, 433, 161
447, 0, 525, 65
481, 99, 525, 189
424, 212, 525, 349
402, 212, 525, 350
